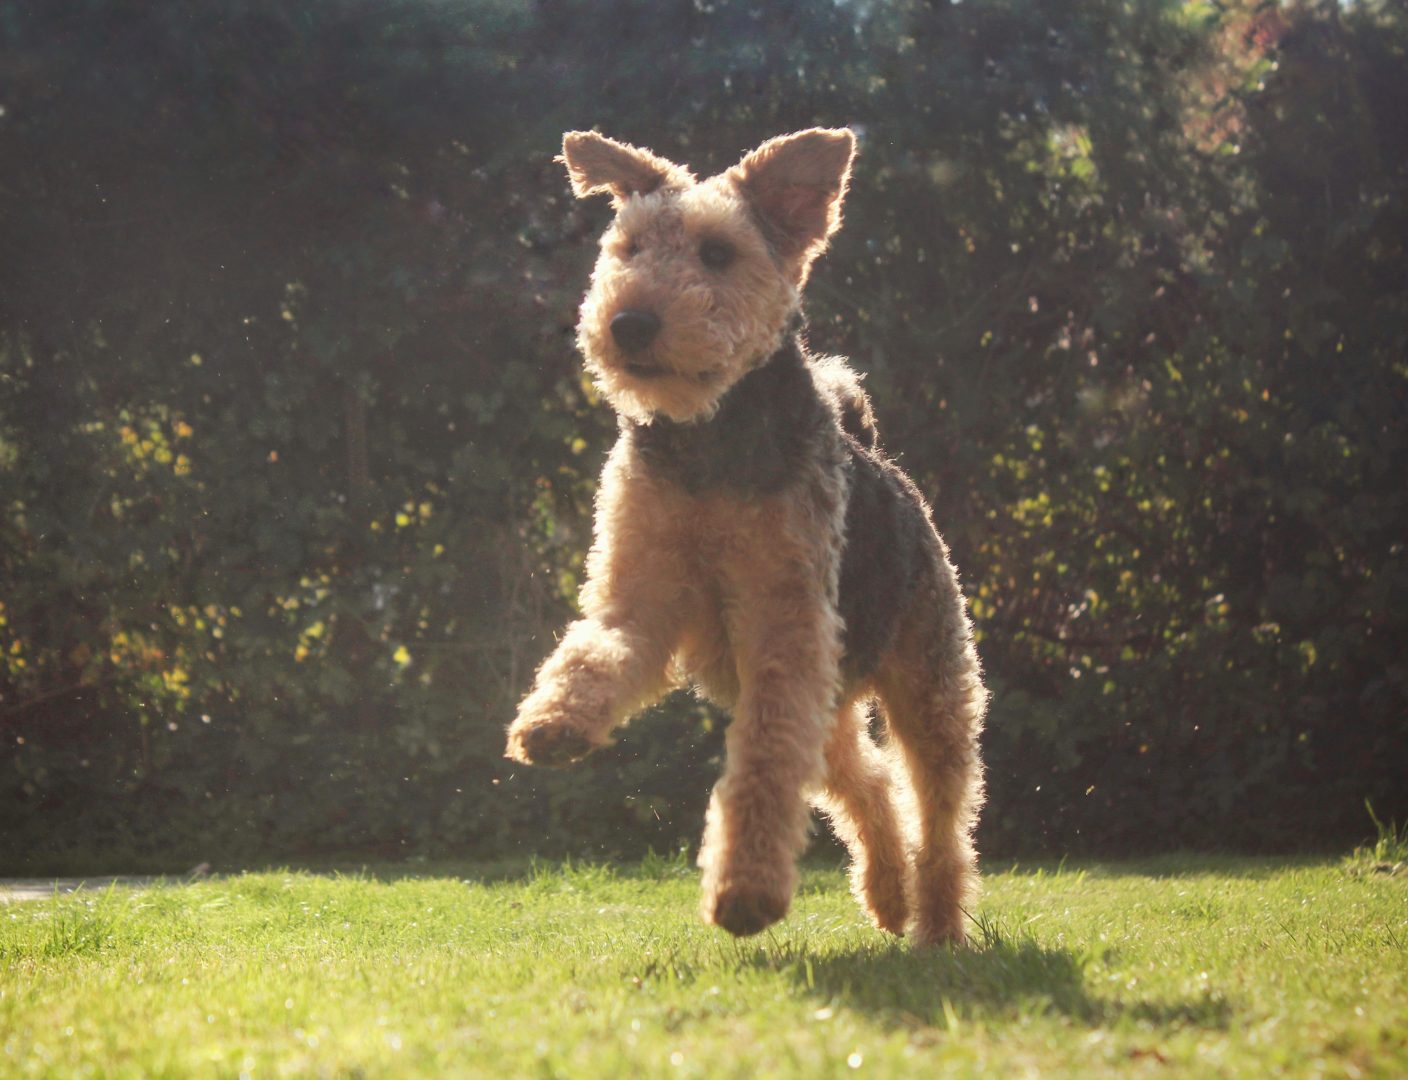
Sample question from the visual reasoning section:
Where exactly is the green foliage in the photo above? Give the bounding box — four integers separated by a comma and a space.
1, 0, 1405, 864
2, 859, 1405, 1076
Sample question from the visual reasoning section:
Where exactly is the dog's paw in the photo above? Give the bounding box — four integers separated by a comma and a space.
709, 884, 789, 937
505, 720, 599, 768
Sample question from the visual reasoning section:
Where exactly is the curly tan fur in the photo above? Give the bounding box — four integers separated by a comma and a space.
506, 128, 988, 946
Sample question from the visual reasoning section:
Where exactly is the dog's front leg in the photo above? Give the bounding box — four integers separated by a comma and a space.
506, 455, 689, 768
698, 505, 845, 936
505, 613, 674, 767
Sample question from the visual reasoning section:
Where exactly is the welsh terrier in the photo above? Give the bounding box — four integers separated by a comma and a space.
505, 128, 987, 946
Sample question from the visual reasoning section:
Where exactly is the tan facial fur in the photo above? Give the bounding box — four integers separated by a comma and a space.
562, 129, 854, 423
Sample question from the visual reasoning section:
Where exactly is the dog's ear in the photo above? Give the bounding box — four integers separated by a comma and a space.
730, 128, 855, 279
559, 131, 692, 205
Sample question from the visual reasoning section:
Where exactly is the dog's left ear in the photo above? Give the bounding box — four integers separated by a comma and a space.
559, 131, 693, 206
730, 128, 855, 280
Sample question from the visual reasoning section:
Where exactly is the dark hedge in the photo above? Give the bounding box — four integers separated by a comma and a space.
2, 0, 1404, 869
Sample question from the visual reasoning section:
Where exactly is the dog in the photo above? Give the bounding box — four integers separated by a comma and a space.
505, 128, 987, 945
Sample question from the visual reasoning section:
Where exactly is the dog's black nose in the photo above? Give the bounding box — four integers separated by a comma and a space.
610, 309, 661, 353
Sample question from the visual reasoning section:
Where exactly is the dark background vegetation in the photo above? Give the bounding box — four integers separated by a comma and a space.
2, 0, 1404, 869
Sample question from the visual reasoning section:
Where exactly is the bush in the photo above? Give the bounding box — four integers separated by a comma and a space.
2, 0, 1404, 867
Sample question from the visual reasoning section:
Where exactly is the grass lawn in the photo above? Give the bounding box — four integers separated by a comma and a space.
1, 854, 1404, 1078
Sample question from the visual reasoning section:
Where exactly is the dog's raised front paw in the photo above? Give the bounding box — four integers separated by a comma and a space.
505, 721, 599, 768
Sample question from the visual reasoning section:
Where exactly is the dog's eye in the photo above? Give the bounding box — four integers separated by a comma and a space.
698, 238, 735, 270
623, 239, 641, 259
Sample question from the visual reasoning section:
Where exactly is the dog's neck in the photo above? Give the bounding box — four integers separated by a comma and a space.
624, 334, 831, 496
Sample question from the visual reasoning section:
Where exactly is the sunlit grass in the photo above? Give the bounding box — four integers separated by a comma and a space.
1344, 800, 1408, 877
2, 855, 1404, 1077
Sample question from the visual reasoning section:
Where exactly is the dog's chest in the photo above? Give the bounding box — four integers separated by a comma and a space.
642, 434, 929, 689
631, 411, 799, 496
626, 340, 828, 499
612, 336, 918, 686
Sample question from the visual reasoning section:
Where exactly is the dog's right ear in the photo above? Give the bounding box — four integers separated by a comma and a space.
559, 131, 693, 205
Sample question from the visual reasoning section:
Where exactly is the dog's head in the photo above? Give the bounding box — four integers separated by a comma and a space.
560, 128, 855, 423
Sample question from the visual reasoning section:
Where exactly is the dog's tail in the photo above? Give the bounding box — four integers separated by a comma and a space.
811, 355, 880, 449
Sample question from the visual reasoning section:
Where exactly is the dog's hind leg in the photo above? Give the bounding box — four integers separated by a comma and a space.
875, 548, 987, 947
811, 696, 910, 936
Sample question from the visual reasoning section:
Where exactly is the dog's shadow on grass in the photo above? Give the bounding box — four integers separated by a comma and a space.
734, 931, 1232, 1032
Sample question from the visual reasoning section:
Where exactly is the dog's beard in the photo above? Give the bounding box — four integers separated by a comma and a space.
582, 346, 731, 423
578, 312, 745, 423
